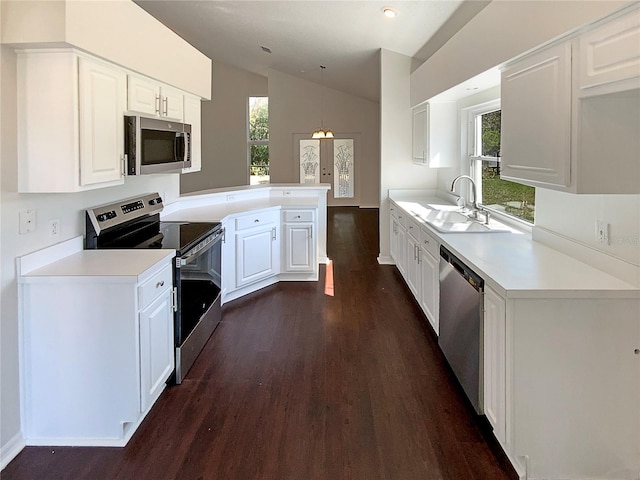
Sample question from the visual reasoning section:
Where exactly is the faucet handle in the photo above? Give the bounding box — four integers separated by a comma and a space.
456, 196, 466, 208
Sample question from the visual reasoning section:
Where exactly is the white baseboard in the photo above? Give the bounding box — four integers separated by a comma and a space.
377, 255, 395, 265
1, 431, 25, 470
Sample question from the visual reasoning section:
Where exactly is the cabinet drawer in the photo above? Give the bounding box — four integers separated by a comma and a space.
235, 210, 279, 230
395, 209, 407, 228
420, 227, 439, 259
139, 264, 173, 309
406, 216, 421, 239
283, 210, 314, 222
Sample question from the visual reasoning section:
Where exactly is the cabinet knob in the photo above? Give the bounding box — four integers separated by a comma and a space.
424, 239, 429, 244
156, 280, 164, 288
254, 219, 260, 223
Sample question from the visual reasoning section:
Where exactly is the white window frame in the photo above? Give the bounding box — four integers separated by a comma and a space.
462, 98, 533, 230
247, 96, 269, 184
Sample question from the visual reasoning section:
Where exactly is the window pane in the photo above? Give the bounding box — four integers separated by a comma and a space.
249, 97, 268, 141
481, 110, 501, 157
250, 145, 269, 185
334, 139, 354, 198
481, 164, 535, 223
300, 139, 320, 184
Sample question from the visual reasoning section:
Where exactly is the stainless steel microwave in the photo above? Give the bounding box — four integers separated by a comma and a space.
124, 115, 191, 175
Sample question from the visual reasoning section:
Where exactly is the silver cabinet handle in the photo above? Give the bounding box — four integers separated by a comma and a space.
163, 96, 168, 116
424, 239, 429, 245
156, 280, 165, 288
254, 219, 260, 223
155, 94, 161, 115
272, 226, 276, 241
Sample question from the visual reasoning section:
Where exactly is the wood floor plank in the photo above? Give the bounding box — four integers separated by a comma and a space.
2, 206, 517, 480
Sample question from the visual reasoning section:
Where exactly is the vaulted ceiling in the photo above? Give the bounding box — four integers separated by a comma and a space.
134, 1, 489, 102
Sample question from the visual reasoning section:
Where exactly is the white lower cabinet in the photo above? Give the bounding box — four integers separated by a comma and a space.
405, 219, 421, 298
139, 287, 175, 413
389, 205, 440, 334
282, 210, 316, 274
418, 231, 439, 334
483, 286, 507, 446
20, 257, 175, 446
234, 210, 280, 288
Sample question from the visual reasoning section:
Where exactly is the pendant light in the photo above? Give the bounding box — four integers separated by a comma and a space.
312, 65, 334, 139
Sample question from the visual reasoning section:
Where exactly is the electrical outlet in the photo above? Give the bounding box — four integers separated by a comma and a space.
596, 220, 609, 245
49, 219, 61, 237
19, 210, 36, 234
226, 195, 235, 201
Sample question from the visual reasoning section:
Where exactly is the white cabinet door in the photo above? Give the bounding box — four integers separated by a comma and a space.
78, 57, 126, 186
127, 75, 160, 116
419, 248, 439, 334
182, 95, 202, 173
406, 228, 421, 297
412, 104, 428, 164
236, 225, 280, 287
139, 288, 175, 413
578, 7, 640, 92
395, 223, 407, 278
162, 85, 184, 120
501, 42, 572, 188
127, 75, 184, 120
483, 286, 507, 446
284, 223, 314, 272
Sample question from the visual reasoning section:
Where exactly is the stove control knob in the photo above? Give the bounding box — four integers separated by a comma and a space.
149, 197, 163, 206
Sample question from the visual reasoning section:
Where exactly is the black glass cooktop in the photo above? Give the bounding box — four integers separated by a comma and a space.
156, 221, 221, 253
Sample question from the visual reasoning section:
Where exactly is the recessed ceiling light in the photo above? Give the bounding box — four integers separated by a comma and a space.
382, 7, 397, 18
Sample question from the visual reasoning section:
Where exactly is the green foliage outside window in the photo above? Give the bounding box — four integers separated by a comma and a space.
478, 110, 535, 223
249, 97, 269, 181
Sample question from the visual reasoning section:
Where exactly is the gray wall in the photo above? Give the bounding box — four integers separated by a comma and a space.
268, 69, 380, 207
181, 62, 268, 193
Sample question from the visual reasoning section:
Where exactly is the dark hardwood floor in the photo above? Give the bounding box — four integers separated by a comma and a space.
3, 207, 517, 480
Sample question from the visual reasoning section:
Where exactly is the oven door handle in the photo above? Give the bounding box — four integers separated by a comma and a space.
178, 230, 223, 267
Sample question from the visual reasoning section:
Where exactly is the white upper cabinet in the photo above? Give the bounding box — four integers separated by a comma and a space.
127, 75, 184, 121
17, 50, 126, 193
78, 57, 127, 186
500, 5, 640, 194
412, 104, 428, 164
412, 102, 456, 168
182, 94, 202, 174
500, 42, 572, 189
577, 7, 640, 94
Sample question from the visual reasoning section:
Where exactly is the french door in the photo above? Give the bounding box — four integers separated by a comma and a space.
294, 133, 360, 206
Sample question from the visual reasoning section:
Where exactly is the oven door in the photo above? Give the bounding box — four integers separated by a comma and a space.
174, 229, 222, 383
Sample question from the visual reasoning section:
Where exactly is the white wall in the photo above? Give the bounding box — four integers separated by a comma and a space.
181, 62, 267, 193
411, 0, 631, 105
535, 190, 640, 268
268, 69, 380, 207
0, 44, 180, 466
1, 0, 211, 99
378, 49, 438, 262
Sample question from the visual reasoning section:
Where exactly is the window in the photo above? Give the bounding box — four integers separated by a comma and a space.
467, 101, 535, 224
248, 97, 269, 185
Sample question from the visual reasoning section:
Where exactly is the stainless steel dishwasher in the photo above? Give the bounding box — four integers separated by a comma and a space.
438, 246, 484, 414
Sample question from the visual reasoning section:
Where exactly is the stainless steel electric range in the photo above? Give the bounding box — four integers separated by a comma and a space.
85, 192, 223, 384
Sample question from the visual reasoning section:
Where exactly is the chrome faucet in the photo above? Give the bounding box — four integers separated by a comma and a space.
450, 175, 490, 223
451, 175, 479, 211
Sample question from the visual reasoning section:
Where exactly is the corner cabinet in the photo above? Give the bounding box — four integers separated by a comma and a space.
20, 254, 175, 446
500, 5, 640, 193
17, 50, 127, 193
233, 210, 280, 288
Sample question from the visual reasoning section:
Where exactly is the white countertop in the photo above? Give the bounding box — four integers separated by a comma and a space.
390, 195, 639, 299
162, 197, 320, 223
19, 249, 175, 283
